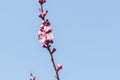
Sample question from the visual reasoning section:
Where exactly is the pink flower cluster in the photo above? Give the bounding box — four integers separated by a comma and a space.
38, 0, 53, 47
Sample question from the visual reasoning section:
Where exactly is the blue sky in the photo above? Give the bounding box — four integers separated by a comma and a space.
0, 0, 120, 80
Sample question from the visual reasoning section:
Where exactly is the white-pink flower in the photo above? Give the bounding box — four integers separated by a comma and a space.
46, 33, 53, 40
38, 30, 53, 44
39, 36, 46, 43
38, 30, 46, 36
44, 26, 53, 32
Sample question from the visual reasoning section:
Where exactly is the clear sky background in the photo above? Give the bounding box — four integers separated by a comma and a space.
0, 0, 120, 80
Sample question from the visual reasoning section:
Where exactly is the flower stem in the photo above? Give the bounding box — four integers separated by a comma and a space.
47, 44, 60, 80
40, 4, 45, 20
40, 4, 44, 13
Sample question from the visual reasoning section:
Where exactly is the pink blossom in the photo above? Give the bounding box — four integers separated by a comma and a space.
38, 30, 46, 36
44, 26, 53, 33
39, 35, 46, 43
38, 32, 53, 44
46, 33, 53, 40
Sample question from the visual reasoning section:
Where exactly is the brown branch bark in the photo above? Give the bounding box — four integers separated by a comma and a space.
47, 44, 60, 80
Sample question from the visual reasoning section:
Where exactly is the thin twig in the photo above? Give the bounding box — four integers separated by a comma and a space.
47, 44, 59, 80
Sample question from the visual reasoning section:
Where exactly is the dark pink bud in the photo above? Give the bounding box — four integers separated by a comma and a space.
46, 21, 50, 26
42, 10, 48, 17
51, 48, 56, 54
42, 20, 46, 25
46, 29, 52, 33
57, 64, 62, 71
40, 28, 44, 32
38, 14, 43, 18
45, 19, 50, 26
38, 0, 46, 4
43, 39, 50, 44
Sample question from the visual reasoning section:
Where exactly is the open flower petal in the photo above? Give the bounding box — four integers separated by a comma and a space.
44, 26, 52, 32
46, 33, 53, 40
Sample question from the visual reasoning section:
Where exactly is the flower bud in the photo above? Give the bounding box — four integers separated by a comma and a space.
51, 48, 56, 54
46, 29, 52, 33
42, 20, 46, 25
39, 10, 48, 19
57, 64, 62, 71
38, 14, 43, 18
38, 0, 46, 4
42, 10, 48, 17
45, 19, 50, 26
